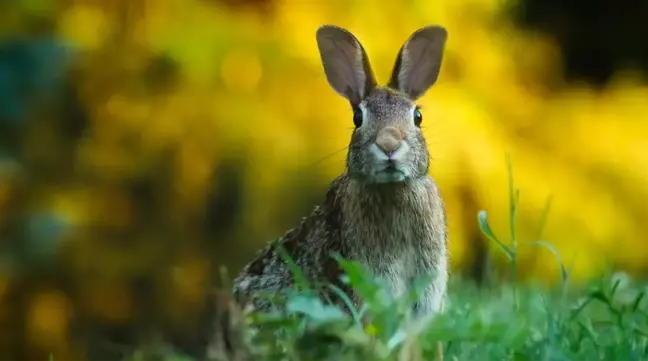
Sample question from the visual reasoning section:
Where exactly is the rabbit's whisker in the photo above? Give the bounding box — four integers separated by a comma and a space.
306, 146, 349, 168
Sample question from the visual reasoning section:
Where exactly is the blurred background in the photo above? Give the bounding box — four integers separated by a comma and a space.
1, 0, 648, 359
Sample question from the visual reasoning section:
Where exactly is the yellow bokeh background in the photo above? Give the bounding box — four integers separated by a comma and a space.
1, 0, 648, 359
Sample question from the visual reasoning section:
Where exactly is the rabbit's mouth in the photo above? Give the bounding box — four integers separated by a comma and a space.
365, 142, 412, 183
372, 162, 408, 183
385, 163, 398, 172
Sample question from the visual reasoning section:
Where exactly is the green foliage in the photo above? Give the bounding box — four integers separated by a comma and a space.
134, 266, 648, 361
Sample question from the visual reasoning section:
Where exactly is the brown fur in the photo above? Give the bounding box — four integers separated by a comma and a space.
232, 25, 449, 318
233, 166, 447, 314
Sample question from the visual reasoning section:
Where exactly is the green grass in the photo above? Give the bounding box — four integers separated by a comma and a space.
119, 155, 648, 361
110, 266, 648, 361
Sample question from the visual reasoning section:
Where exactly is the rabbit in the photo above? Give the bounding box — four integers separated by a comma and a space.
232, 24, 449, 318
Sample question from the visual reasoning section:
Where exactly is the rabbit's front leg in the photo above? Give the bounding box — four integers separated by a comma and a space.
413, 283, 444, 317
412, 260, 448, 317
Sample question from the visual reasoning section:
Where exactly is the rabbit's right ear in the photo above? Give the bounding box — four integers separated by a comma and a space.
316, 25, 377, 105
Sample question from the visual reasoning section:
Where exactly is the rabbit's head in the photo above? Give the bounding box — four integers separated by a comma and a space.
316, 25, 447, 184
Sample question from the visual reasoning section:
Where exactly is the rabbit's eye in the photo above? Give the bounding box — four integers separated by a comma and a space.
414, 108, 423, 127
352, 107, 363, 128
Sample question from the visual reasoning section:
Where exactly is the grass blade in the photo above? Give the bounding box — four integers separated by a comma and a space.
478, 210, 513, 260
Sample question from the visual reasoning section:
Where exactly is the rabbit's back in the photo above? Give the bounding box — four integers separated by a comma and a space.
232, 190, 349, 310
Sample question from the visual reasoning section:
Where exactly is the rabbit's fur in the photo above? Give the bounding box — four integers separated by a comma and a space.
233, 25, 449, 317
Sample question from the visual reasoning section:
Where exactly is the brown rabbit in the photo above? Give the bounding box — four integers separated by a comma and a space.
233, 25, 449, 318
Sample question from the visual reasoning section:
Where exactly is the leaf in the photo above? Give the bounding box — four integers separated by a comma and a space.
633, 326, 648, 338
478, 210, 513, 260
336, 257, 371, 287
534, 194, 554, 242
286, 294, 347, 323
386, 328, 407, 350
506, 153, 519, 249
327, 283, 362, 324
632, 292, 644, 312
577, 320, 599, 347
335, 257, 390, 306
276, 244, 311, 289
609, 278, 622, 301
531, 240, 568, 285
571, 297, 593, 320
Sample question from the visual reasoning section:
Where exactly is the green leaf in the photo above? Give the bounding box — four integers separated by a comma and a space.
478, 210, 513, 260
632, 292, 644, 312
386, 328, 407, 350
535, 194, 553, 242
571, 297, 593, 320
286, 294, 347, 323
609, 278, 622, 301
327, 283, 362, 324
335, 257, 390, 306
506, 153, 519, 249
276, 244, 311, 289
588, 289, 610, 306
531, 240, 568, 285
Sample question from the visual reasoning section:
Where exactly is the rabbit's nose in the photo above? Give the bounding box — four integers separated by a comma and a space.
376, 126, 404, 156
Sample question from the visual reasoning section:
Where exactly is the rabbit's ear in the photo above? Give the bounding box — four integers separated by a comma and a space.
388, 26, 447, 100
316, 25, 377, 105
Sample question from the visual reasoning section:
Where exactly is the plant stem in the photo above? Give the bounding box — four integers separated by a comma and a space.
506, 153, 519, 308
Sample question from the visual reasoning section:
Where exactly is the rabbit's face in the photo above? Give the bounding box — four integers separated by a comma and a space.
347, 88, 429, 184
316, 24, 447, 182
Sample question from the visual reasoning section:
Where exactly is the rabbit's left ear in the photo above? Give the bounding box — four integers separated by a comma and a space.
388, 26, 448, 100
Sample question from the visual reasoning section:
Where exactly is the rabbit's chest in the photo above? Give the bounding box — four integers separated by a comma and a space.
375, 246, 421, 297
352, 219, 438, 295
